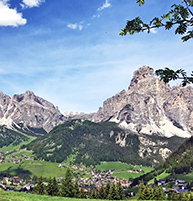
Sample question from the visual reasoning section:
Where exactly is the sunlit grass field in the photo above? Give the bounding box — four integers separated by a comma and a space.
0, 191, 138, 201
96, 162, 153, 180
0, 191, 87, 201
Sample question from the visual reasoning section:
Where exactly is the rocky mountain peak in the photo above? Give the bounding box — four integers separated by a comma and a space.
128, 66, 154, 89
0, 90, 67, 133
90, 66, 193, 138
13, 90, 37, 103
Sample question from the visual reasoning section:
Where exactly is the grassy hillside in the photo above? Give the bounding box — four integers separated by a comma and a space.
0, 147, 68, 178
96, 161, 153, 180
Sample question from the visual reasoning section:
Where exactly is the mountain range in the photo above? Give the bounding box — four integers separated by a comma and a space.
1, 66, 193, 138
0, 66, 193, 166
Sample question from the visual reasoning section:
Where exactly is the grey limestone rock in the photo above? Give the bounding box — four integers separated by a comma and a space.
0, 90, 67, 133
92, 66, 193, 138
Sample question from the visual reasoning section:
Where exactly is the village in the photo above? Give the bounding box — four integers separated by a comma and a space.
0, 152, 191, 196
0, 160, 191, 197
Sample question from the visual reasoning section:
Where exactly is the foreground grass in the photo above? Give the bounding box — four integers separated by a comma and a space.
0, 191, 167, 201
0, 191, 86, 201
0, 191, 137, 201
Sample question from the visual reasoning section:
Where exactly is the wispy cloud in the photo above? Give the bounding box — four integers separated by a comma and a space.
92, 14, 101, 19
97, 0, 111, 11
67, 1, 112, 31
21, 0, 45, 8
67, 23, 83, 30
0, 1, 27, 27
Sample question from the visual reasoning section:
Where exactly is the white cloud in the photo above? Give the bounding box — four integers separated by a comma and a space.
67, 23, 83, 30
92, 14, 101, 19
97, 0, 111, 11
0, 1, 27, 27
144, 28, 157, 34
150, 28, 157, 34
67, 23, 77, 30
21, 0, 45, 8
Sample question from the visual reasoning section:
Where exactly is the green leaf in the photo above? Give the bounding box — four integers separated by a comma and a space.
175, 23, 187, 35
165, 21, 173, 30
137, 0, 145, 6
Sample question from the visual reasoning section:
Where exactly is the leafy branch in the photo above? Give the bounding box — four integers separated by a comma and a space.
120, 0, 193, 86
155, 68, 193, 86
120, 0, 193, 41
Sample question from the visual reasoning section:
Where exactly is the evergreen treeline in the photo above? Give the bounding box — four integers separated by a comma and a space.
32, 167, 125, 200
0, 125, 29, 148
161, 136, 193, 174
137, 182, 193, 201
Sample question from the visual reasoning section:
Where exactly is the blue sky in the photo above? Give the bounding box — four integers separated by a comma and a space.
0, 0, 192, 113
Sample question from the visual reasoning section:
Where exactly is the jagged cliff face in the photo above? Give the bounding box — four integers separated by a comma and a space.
0, 90, 66, 133
92, 66, 193, 138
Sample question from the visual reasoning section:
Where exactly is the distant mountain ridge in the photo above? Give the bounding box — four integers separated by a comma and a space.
0, 90, 67, 133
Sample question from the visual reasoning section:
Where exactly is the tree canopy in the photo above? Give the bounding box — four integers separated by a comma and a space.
120, 0, 193, 86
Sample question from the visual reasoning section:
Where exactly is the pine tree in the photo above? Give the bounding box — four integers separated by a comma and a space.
108, 183, 119, 200
152, 185, 165, 200
190, 192, 193, 201
95, 188, 100, 199
181, 192, 189, 201
105, 182, 111, 199
46, 177, 53, 196
74, 179, 79, 198
52, 177, 59, 196
78, 187, 86, 199
99, 185, 106, 199
141, 185, 153, 200
60, 167, 75, 197
137, 181, 145, 200
168, 191, 179, 201
116, 181, 124, 200
179, 192, 184, 201
33, 176, 45, 195
90, 188, 96, 199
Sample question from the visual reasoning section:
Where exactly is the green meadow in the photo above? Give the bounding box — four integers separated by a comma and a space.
0, 191, 94, 201
96, 162, 153, 180
0, 191, 138, 201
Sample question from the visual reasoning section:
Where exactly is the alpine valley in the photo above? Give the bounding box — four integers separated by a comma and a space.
0, 66, 193, 177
